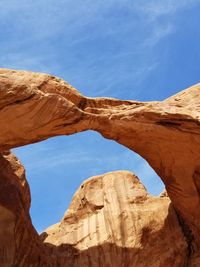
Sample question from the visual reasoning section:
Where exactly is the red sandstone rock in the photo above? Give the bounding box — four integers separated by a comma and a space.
43, 171, 187, 267
0, 68, 200, 266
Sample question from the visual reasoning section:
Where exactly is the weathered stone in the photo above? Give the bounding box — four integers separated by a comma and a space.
1, 68, 200, 266
42, 171, 187, 267
0, 152, 51, 267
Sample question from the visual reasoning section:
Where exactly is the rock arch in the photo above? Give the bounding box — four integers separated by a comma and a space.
0, 68, 200, 266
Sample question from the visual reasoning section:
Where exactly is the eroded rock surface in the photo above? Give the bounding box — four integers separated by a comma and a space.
42, 171, 187, 267
0, 151, 51, 267
0, 68, 200, 266
0, 154, 189, 267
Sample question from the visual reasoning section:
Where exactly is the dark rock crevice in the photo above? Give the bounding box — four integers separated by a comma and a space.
174, 209, 194, 267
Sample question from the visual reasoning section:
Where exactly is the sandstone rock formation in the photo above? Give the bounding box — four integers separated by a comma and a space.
0, 151, 50, 267
0, 153, 189, 267
0, 68, 200, 266
42, 171, 187, 267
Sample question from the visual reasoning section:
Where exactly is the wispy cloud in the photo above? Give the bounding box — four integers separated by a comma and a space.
2, 0, 198, 98
143, 24, 174, 48
0, 53, 58, 73
13, 134, 164, 196
133, 0, 200, 20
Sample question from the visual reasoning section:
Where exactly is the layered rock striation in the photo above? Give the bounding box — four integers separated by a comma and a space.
0, 68, 200, 266
42, 171, 187, 267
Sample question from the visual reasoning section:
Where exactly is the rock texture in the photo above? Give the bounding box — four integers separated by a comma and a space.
0, 68, 200, 266
0, 154, 189, 267
0, 151, 51, 267
42, 171, 187, 267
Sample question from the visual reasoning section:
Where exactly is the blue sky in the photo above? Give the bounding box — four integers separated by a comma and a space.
1, 0, 200, 232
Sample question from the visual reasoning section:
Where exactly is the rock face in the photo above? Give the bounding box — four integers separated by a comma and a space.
42, 171, 187, 267
0, 154, 189, 267
0, 68, 200, 266
0, 151, 50, 267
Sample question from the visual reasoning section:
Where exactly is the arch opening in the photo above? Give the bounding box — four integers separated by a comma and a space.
12, 130, 164, 233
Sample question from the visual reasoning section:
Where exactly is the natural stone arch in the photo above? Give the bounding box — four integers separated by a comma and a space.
1, 68, 200, 266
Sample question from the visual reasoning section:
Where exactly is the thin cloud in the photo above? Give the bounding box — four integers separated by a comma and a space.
13, 148, 93, 172
1, 0, 195, 98
143, 24, 174, 48
134, 0, 200, 20
0, 53, 57, 73
14, 144, 164, 195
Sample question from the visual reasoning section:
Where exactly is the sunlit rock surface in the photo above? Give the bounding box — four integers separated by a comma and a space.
1, 68, 200, 266
42, 171, 187, 267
